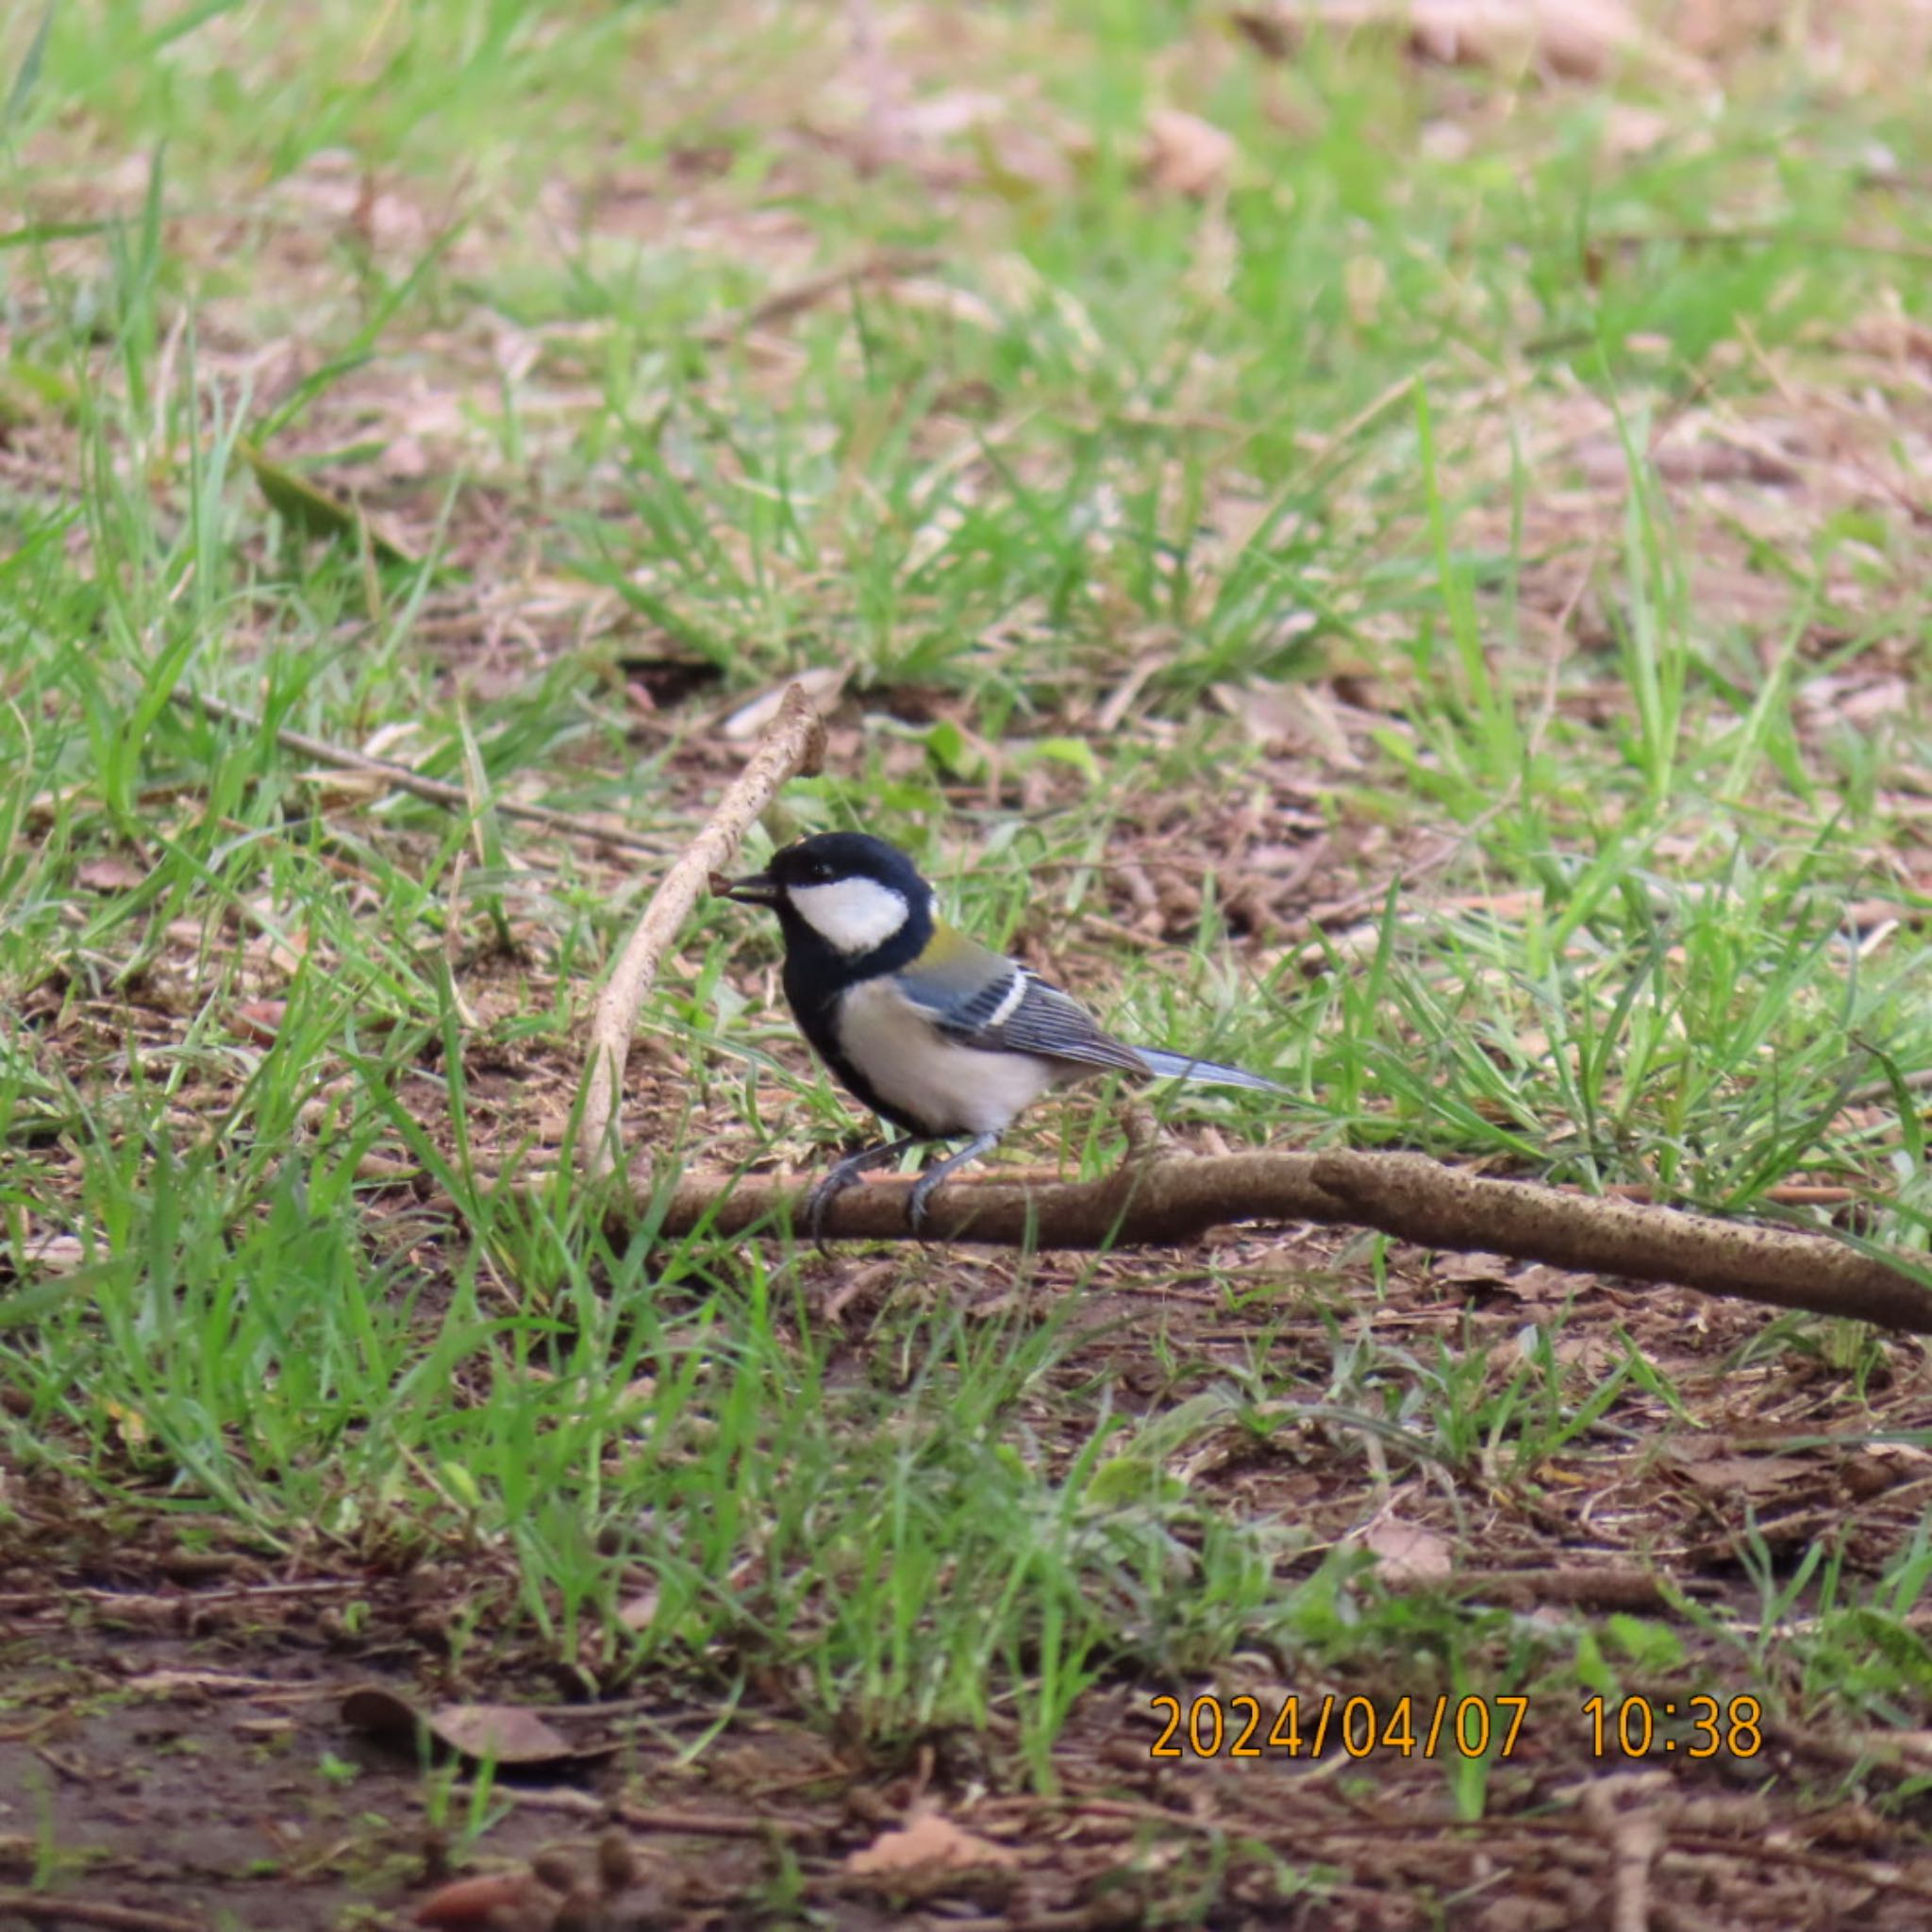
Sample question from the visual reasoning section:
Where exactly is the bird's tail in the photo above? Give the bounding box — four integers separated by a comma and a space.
1139, 1047, 1288, 1094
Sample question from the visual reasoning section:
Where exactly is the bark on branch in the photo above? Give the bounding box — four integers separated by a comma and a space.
576, 686, 826, 1179
637, 1148, 1932, 1335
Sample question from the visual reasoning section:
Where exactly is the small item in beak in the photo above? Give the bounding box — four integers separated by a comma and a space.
707, 871, 733, 896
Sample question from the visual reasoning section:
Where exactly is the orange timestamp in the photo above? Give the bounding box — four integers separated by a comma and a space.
1583, 1694, 1764, 1759
1150, 1692, 1531, 1761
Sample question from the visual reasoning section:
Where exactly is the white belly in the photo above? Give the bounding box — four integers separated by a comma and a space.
840, 978, 1060, 1135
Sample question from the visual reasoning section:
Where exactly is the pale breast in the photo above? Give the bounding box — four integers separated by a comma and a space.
838, 977, 1063, 1135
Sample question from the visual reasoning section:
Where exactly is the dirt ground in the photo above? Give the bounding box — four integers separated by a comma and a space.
9, 1235, 1932, 1930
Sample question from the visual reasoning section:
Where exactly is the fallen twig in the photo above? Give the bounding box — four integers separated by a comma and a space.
631, 1147, 1932, 1333
643, 1150, 1347, 1247
1579, 1774, 1669, 1932
1310, 1150, 1932, 1332
1605, 1180, 1860, 1208
1413, 1567, 1708, 1612
0, 1890, 207, 1932
450, 1778, 817, 1839
577, 684, 827, 1178
172, 688, 675, 858
694, 251, 941, 344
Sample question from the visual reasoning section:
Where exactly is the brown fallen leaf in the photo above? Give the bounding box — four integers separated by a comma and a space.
341, 1686, 608, 1769
1667, 1449, 1815, 1498
341, 1684, 422, 1743
1433, 1251, 1514, 1289
76, 855, 147, 891
17, 1230, 88, 1274
232, 1000, 289, 1043
1143, 107, 1236, 197
1233, 0, 1704, 85
430, 1703, 580, 1765
415, 1870, 544, 1928
1495, 1262, 1576, 1304
616, 1587, 659, 1633
1360, 1513, 1455, 1585
845, 1807, 1020, 1881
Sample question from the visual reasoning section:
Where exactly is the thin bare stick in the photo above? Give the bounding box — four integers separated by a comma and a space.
630, 1147, 1932, 1333
171, 688, 675, 858
577, 684, 827, 1178
0, 1890, 207, 1932
1579, 1776, 1669, 1932
1421, 1567, 1708, 1612
693, 251, 941, 344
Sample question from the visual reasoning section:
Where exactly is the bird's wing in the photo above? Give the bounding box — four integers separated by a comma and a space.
977, 974, 1155, 1076
894, 929, 1152, 1077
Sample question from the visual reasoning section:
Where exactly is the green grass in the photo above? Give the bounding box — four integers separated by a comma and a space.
6, 0, 1932, 1902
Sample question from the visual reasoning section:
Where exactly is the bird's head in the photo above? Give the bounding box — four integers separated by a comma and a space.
723, 832, 936, 960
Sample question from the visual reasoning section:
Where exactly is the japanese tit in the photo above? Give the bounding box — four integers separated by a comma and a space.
723, 831, 1283, 1242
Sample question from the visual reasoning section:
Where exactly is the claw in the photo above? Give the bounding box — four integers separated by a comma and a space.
906, 1175, 937, 1238
896, 1129, 1001, 1245
802, 1136, 921, 1253
806, 1169, 858, 1255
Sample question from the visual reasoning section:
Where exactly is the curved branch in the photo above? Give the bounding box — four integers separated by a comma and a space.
637, 1148, 1932, 1335
1309, 1150, 1932, 1331
650, 1152, 1348, 1248
576, 686, 827, 1178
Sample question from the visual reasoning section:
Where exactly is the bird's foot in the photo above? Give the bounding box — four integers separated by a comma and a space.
900, 1130, 1002, 1242
804, 1137, 921, 1253
806, 1169, 860, 1255
905, 1172, 941, 1240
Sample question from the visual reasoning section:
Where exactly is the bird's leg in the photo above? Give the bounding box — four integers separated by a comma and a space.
905, 1131, 1002, 1238
806, 1136, 922, 1251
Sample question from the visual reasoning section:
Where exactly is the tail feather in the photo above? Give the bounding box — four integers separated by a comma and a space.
1139, 1047, 1287, 1094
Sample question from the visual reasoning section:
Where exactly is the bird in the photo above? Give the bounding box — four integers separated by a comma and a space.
719, 830, 1285, 1244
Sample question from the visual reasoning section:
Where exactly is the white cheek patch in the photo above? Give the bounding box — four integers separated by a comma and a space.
787, 877, 910, 954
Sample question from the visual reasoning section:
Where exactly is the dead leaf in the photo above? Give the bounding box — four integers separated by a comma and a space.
1601, 102, 1674, 157
1667, 1449, 1814, 1498
244, 921, 310, 980
341, 1687, 607, 1768
1232, 0, 1705, 84
76, 856, 147, 891
414, 1871, 543, 1928
1433, 1251, 1513, 1288
1497, 1263, 1575, 1304
617, 1587, 659, 1633
845, 1807, 1019, 1881
340, 1685, 421, 1742
232, 1000, 289, 1043
428, 1703, 584, 1765
103, 1399, 150, 1452
1143, 108, 1236, 198
18, 1230, 88, 1274
1211, 680, 1360, 766
719, 666, 847, 741
1359, 1514, 1455, 1585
